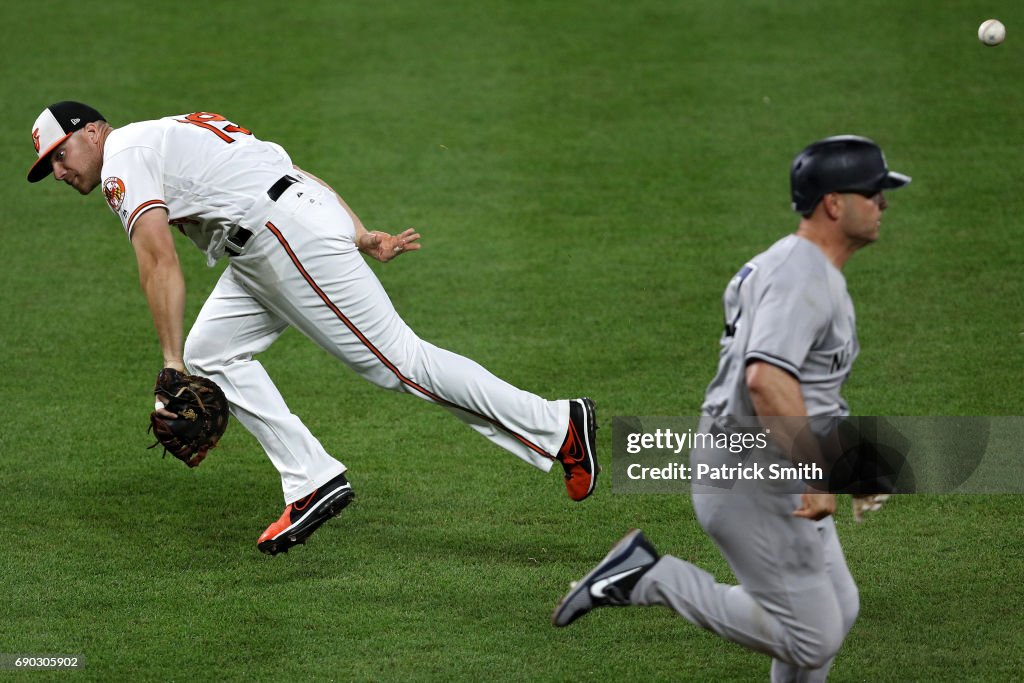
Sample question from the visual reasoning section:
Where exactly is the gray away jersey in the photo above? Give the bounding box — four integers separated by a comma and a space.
701, 234, 859, 418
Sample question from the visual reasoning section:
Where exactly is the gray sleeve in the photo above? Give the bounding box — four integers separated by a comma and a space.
744, 273, 830, 380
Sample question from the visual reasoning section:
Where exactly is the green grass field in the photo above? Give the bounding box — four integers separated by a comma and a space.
2, 1, 1023, 680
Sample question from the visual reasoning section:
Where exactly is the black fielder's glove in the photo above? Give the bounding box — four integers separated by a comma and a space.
148, 368, 229, 467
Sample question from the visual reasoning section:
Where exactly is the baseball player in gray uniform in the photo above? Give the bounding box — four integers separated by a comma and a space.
553, 136, 909, 682
27, 101, 598, 555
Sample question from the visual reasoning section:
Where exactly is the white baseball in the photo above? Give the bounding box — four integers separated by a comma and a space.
978, 19, 1006, 46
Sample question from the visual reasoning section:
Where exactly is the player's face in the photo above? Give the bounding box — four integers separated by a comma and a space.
50, 129, 103, 195
838, 191, 888, 244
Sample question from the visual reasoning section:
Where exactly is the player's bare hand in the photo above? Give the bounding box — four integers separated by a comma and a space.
852, 493, 890, 522
793, 491, 836, 520
358, 228, 422, 262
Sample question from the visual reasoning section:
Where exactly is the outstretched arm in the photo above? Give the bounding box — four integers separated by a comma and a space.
293, 165, 421, 262
131, 208, 186, 374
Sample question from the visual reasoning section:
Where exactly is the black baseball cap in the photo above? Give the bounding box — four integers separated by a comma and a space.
790, 135, 911, 215
27, 101, 106, 183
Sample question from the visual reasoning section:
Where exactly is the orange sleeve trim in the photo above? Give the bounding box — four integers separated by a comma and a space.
126, 199, 168, 239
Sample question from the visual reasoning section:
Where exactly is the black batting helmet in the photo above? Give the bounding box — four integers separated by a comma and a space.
790, 135, 911, 215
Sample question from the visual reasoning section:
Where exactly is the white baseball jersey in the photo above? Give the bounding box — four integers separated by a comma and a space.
100, 113, 294, 264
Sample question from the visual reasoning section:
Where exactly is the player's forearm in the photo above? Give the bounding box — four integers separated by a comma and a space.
747, 362, 832, 500
138, 256, 186, 370
746, 361, 806, 417
129, 211, 186, 370
331, 193, 369, 243
746, 362, 820, 465
292, 164, 371, 246
342, 201, 373, 250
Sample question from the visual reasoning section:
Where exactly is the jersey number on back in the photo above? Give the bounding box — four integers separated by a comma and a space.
177, 112, 252, 143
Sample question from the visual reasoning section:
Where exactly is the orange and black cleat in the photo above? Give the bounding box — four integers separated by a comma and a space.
557, 398, 598, 502
257, 472, 355, 556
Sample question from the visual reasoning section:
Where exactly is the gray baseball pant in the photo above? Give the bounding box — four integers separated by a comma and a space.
632, 489, 859, 682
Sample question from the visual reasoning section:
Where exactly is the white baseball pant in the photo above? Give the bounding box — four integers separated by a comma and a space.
184, 177, 569, 503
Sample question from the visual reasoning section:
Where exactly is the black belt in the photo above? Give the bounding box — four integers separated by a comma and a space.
226, 175, 300, 256
267, 174, 299, 201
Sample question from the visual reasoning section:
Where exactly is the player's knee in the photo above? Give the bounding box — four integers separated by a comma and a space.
830, 570, 861, 639
840, 584, 860, 636
789, 611, 845, 670
358, 343, 424, 393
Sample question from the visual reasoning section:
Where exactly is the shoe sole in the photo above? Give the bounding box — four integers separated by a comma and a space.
552, 528, 644, 627
258, 486, 355, 556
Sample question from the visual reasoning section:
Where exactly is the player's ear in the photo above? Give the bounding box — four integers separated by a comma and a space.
83, 121, 104, 143
822, 192, 842, 220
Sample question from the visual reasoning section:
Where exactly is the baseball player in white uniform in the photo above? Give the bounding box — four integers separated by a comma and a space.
552, 136, 909, 682
28, 101, 598, 555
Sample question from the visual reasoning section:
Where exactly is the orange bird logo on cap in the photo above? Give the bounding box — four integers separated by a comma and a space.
32, 128, 40, 153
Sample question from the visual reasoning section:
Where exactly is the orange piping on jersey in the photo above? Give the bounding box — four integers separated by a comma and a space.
264, 220, 554, 461
126, 200, 168, 238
